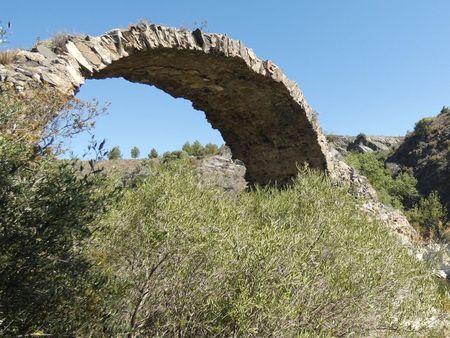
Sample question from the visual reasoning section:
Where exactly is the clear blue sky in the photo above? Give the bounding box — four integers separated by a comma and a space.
2, 1, 450, 157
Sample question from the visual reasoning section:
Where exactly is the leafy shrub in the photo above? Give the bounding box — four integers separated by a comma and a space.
346, 152, 418, 209
161, 149, 188, 162
89, 160, 442, 337
407, 191, 447, 239
0, 88, 115, 336
347, 151, 447, 238
413, 117, 434, 138
325, 134, 339, 144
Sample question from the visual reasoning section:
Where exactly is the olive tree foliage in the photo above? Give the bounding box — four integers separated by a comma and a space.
89, 160, 443, 337
0, 87, 116, 336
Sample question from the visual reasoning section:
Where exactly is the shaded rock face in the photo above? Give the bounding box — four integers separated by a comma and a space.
0, 22, 333, 186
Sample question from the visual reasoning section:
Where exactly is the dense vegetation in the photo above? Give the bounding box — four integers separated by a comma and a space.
388, 107, 450, 222
88, 160, 443, 337
347, 150, 447, 239
0, 89, 446, 336
0, 88, 116, 335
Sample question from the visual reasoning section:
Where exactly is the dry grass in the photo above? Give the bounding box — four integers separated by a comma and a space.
50, 32, 70, 51
0, 50, 18, 65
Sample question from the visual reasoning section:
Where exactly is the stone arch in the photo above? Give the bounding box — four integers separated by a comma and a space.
0, 22, 333, 185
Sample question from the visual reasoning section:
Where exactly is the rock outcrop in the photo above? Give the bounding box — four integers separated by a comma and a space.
327, 134, 403, 159
0, 22, 333, 186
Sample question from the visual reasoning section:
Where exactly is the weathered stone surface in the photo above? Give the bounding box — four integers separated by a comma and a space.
0, 22, 333, 185
328, 134, 404, 159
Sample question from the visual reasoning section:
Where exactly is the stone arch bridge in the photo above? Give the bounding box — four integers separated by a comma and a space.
0, 22, 333, 185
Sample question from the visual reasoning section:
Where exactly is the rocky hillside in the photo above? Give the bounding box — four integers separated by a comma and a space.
388, 107, 450, 218
327, 134, 403, 159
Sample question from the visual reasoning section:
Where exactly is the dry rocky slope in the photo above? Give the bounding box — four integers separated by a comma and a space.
0, 22, 332, 186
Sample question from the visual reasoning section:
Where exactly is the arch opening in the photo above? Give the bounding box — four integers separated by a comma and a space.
70, 77, 224, 158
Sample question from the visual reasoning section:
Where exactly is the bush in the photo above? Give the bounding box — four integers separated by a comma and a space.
346, 152, 416, 209
407, 191, 447, 239
346, 151, 447, 238
89, 160, 442, 337
161, 150, 188, 162
354, 132, 368, 144
413, 117, 434, 138
325, 134, 339, 144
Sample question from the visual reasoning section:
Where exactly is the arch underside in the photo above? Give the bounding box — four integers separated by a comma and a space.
0, 23, 332, 185
92, 49, 328, 185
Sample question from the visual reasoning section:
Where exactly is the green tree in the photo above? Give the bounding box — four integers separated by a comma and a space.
204, 143, 219, 155
148, 148, 158, 159
130, 146, 140, 159
108, 146, 122, 160
191, 140, 205, 156
0, 88, 115, 336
